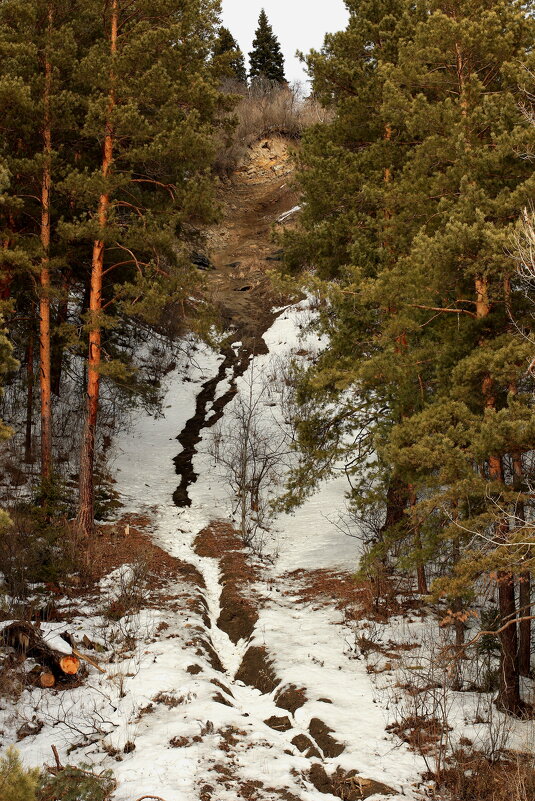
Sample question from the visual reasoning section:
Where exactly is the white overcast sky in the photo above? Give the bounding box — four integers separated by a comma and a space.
220, 0, 349, 87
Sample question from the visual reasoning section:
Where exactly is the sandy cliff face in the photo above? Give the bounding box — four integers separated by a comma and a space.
205, 136, 300, 349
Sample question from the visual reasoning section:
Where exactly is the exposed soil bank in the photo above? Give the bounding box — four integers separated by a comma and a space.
173, 136, 299, 509
194, 523, 259, 643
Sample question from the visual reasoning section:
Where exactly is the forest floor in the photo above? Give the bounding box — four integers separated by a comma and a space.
2, 136, 533, 801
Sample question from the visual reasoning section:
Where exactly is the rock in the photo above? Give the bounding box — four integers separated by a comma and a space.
186, 664, 202, 675
264, 715, 292, 732
191, 252, 214, 271
17, 719, 43, 740
308, 718, 345, 757
265, 249, 284, 262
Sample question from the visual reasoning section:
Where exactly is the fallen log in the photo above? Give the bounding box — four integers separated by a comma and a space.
1, 621, 80, 682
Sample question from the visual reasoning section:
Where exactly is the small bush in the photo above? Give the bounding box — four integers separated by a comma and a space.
101, 555, 151, 620
0, 506, 81, 600
477, 607, 501, 655
38, 765, 116, 801
0, 746, 41, 801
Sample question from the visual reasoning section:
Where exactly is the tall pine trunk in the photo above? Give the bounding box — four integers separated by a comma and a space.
477, 277, 522, 714
511, 449, 530, 677
24, 334, 34, 463
39, 3, 53, 482
76, 0, 117, 540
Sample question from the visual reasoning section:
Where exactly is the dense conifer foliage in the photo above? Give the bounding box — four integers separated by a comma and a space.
283, 0, 535, 714
214, 26, 247, 85
0, 0, 231, 535
249, 9, 286, 85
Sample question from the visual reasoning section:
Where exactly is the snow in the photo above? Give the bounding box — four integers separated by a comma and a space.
100, 299, 423, 799
277, 205, 302, 223
5, 298, 529, 801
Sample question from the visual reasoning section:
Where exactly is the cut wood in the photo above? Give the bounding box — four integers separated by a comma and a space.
39, 671, 56, 688
60, 631, 106, 674
59, 654, 80, 674
71, 646, 106, 674
1, 621, 80, 683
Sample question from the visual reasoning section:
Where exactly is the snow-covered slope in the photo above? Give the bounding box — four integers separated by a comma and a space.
3, 302, 426, 801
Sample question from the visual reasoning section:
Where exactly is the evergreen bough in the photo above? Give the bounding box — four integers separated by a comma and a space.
214, 26, 247, 84
0, 747, 41, 801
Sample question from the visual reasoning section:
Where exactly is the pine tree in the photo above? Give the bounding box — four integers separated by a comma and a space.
0, 0, 98, 482
284, 0, 535, 714
71, 0, 225, 540
214, 26, 247, 84
249, 9, 286, 85
378, 0, 535, 714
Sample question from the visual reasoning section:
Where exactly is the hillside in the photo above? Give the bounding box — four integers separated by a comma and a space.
0, 137, 424, 801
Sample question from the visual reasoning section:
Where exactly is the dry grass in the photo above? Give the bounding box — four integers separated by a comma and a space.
387, 714, 452, 755
215, 81, 332, 175
439, 750, 535, 801
283, 567, 404, 621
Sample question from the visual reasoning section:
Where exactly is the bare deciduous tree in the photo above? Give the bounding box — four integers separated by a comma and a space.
208, 366, 288, 553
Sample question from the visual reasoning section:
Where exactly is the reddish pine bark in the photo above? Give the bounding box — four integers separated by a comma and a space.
39, 3, 53, 481
24, 335, 34, 463
77, 0, 118, 540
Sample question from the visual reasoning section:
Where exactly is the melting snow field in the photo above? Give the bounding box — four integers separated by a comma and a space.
4, 299, 532, 801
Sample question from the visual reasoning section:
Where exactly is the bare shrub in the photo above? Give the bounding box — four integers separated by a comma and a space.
207, 366, 288, 553
101, 556, 151, 621
385, 627, 456, 783
215, 80, 333, 175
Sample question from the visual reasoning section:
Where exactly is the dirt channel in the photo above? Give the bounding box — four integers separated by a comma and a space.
169, 139, 395, 800
173, 136, 299, 508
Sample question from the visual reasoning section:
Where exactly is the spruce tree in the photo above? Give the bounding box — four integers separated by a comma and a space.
249, 9, 286, 85
214, 26, 247, 84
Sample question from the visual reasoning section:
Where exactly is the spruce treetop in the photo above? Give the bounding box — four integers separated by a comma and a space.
249, 9, 286, 84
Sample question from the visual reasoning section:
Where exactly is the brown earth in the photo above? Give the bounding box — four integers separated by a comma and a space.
205, 136, 301, 350
173, 144, 300, 506
235, 645, 280, 694
274, 683, 308, 714
308, 718, 345, 758
194, 522, 260, 643
309, 765, 395, 800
